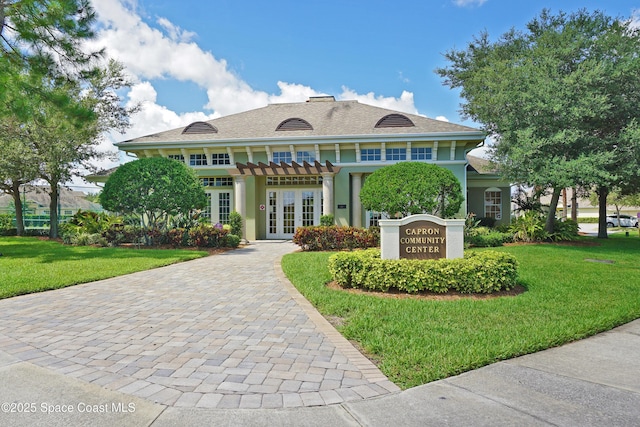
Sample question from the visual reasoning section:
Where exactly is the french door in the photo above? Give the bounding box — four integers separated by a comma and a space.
267, 189, 322, 239
205, 190, 233, 224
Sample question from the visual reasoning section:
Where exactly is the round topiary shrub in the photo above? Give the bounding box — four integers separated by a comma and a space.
359, 162, 463, 218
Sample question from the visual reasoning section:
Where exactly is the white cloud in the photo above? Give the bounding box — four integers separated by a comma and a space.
125, 82, 215, 139
156, 17, 196, 43
435, 116, 449, 122
452, 0, 487, 7
629, 9, 640, 29
91, 0, 424, 119
338, 88, 419, 114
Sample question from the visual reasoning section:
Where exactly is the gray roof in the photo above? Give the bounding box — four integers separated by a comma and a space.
466, 154, 496, 174
119, 99, 483, 147
0, 186, 101, 211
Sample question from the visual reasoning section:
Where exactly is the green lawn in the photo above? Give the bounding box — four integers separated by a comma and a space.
0, 237, 208, 299
281, 234, 640, 389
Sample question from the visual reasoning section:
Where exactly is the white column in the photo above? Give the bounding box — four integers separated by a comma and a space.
234, 175, 247, 242
351, 173, 363, 227
180, 148, 189, 165
322, 173, 334, 216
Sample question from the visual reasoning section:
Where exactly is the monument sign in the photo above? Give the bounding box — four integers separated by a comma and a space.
379, 214, 464, 260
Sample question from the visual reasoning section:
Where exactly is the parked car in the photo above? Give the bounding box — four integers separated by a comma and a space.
606, 214, 639, 228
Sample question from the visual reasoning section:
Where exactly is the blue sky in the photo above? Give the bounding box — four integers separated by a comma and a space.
85, 0, 639, 181
142, 0, 638, 121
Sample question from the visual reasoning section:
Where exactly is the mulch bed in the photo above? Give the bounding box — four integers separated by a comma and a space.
325, 281, 526, 301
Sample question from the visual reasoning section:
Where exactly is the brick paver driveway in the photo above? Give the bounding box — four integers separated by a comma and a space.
0, 242, 398, 409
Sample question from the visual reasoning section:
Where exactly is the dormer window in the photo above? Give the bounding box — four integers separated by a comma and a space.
182, 121, 218, 134
276, 118, 313, 131
375, 114, 415, 128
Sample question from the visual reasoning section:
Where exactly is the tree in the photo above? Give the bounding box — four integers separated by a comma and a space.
590, 190, 640, 223
1, 0, 102, 120
436, 9, 640, 238
100, 157, 208, 235
1, 2, 134, 238
0, 118, 39, 235
359, 162, 463, 219
30, 60, 135, 238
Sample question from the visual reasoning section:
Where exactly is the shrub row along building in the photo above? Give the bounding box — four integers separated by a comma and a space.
91, 96, 509, 240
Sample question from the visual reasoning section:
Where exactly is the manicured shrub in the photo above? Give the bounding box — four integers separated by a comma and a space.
360, 162, 463, 218
101, 224, 144, 246
224, 234, 241, 248
320, 214, 334, 226
187, 224, 229, 247
467, 231, 513, 247
0, 214, 13, 231
229, 212, 243, 237
577, 217, 598, 223
166, 227, 189, 247
293, 226, 379, 251
328, 249, 518, 294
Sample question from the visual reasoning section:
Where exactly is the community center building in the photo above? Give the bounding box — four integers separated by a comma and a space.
102, 96, 509, 240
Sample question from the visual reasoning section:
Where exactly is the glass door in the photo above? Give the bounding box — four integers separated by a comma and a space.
267, 189, 322, 239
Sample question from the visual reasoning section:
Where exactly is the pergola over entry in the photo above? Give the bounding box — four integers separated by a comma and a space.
228, 160, 339, 176
227, 161, 341, 238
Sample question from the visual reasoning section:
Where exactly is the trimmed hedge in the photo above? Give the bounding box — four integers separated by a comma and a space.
467, 231, 513, 247
577, 217, 599, 223
328, 249, 518, 294
293, 225, 379, 251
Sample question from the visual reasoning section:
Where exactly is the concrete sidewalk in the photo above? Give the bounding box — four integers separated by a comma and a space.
0, 241, 639, 426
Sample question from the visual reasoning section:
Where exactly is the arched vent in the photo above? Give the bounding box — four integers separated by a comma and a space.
182, 121, 218, 134
375, 114, 415, 128
276, 118, 313, 131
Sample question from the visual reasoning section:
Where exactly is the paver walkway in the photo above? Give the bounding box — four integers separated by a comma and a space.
0, 241, 398, 409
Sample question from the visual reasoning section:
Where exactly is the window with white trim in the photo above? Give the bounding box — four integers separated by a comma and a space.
266, 176, 323, 186
190, 154, 208, 166
385, 148, 406, 161
273, 151, 292, 164
411, 147, 432, 160
361, 148, 381, 161
296, 151, 315, 163
168, 154, 185, 162
366, 211, 386, 228
484, 187, 502, 220
211, 153, 230, 165
201, 177, 233, 187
